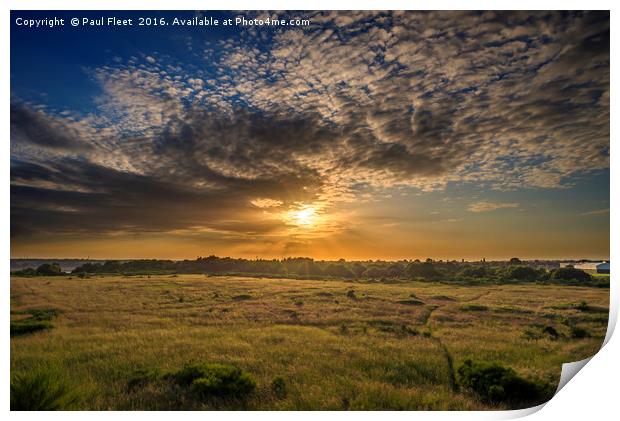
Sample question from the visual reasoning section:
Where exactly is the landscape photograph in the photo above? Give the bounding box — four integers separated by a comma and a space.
10, 11, 610, 411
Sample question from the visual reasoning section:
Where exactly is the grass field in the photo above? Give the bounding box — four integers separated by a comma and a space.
10, 275, 609, 410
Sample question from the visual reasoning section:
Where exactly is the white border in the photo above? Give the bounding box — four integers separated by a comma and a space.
3, 1, 617, 420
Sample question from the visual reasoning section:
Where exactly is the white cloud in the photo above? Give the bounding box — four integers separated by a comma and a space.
468, 201, 520, 213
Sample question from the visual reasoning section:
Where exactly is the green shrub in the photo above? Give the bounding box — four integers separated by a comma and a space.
457, 359, 550, 406
27, 308, 60, 321
550, 267, 592, 283
460, 304, 488, 312
505, 266, 539, 282
575, 300, 590, 311
11, 308, 60, 337
397, 299, 425, 306
570, 325, 590, 339
127, 368, 161, 390
406, 262, 441, 280
542, 325, 559, 339
270, 376, 287, 398
11, 367, 81, 410
11, 320, 53, 337
36, 263, 63, 276
523, 325, 561, 340
170, 363, 256, 398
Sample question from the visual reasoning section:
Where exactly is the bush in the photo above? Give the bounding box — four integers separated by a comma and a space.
12, 267, 36, 277
11, 367, 81, 410
324, 264, 355, 278
575, 300, 590, 311
11, 320, 53, 336
36, 263, 63, 276
570, 325, 590, 339
127, 368, 161, 390
550, 267, 592, 283
10, 308, 59, 337
457, 359, 550, 406
460, 304, 488, 312
505, 266, 539, 282
270, 376, 287, 398
406, 262, 440, 280
170, 363, 256, 398
542, 325, 559, 339
459, 266, 489, 278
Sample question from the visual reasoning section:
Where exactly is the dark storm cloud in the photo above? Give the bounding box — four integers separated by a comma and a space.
10, 11, 609, 237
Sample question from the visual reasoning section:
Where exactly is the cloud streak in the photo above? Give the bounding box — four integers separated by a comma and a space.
468, 201, 520, 213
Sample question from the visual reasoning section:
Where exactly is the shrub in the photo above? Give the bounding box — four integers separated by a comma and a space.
11, 320, 53, 337
270, 376, 287, 398
550, 267, 592, 283
362, 266, 389, 278
570, 325, 590, 339
542, 325, 559, 339
10, 308, 60, 337
324, 264, 355, 278
406, 262, 440, 280
459, 266, 488, 278
27, 308, 60, 321
11, 367, 81, 410
397, 299, 425, 306
170, 363, 256, 398
12, 267, 36, 276
460, 304, 488, 312
505, 266, 539, 282
523, 325, 560, 340
127, 368, 161, 390
575, 300, 590, 311
457, 359, 550, 406
36, 263, 63, 276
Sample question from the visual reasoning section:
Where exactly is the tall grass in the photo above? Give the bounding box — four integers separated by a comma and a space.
11, 366, 81, 410
10, 274, 609, 410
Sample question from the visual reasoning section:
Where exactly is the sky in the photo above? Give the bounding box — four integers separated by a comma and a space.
10, 11, 610, 261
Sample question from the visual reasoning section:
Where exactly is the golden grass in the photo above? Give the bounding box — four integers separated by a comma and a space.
10, 275, 609, 410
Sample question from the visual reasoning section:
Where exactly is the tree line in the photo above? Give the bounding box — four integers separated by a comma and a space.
11, 256, 607, 287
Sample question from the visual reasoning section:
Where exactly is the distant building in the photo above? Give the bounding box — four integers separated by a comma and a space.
596, 262, 610, 274
560, 261, 610, 274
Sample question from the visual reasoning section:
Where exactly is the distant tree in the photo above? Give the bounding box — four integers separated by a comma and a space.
386, 263, 405, 278
324, 263, 354, 278
12, 267, 36, 276
362, 266, 388, 279
460, 265, 488, 278
36, 263, 62, 276
505, 266, 538, 282
351, 262, 366, 278
407, 262, 440, 280
550, 267, 591, 283
509, 257, 522, 264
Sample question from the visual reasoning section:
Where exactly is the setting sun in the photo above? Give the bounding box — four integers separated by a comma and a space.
288, 206, 317, 227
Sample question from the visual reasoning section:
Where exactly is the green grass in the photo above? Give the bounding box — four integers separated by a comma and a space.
11, 365, 82, 410
10, 308, 60, 337
10, 275, 609, 410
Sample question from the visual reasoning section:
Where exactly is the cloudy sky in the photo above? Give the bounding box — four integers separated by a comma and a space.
10, 11, 609, 260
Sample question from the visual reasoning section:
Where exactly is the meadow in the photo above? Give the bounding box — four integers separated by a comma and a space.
10, 274, 609, 410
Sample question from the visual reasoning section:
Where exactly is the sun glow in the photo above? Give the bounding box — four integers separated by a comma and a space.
286, 205, 319, 228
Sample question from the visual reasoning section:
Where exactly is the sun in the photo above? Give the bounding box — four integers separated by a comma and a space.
288, 206, 317, 227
